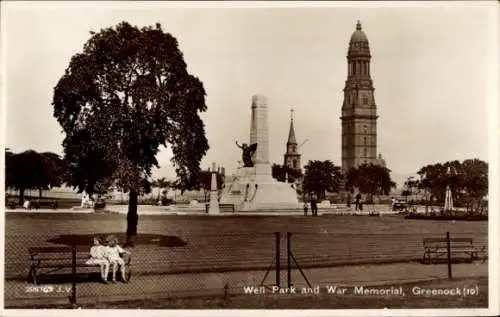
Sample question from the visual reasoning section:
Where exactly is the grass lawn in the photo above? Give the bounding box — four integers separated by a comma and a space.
5, 213, 488, 279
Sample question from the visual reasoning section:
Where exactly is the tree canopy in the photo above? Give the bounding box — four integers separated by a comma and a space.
417, 159, 487, 212
52, 21, 209, 244
5, 149, 66, 203
271, 164, 302, 183
345, 164, 396, 197
302, 160, 343, 199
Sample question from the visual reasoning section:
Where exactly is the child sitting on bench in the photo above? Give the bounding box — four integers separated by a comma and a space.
105, 235, 131, 283
85, 237, 110, 283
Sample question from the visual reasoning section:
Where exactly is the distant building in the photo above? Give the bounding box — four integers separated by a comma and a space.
375, 153, 386, 168
341, 21, 381, 173
283, 110, 301, 172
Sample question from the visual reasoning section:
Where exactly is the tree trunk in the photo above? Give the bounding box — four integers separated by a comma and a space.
126, 189, 139, 247
19, 188, 25, 205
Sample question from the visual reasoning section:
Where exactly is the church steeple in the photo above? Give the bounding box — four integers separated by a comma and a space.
284, 108, 301, 171
287, 109, 297, 145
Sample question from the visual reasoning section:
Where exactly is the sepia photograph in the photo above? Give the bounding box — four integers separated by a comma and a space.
1, 1, 498, 316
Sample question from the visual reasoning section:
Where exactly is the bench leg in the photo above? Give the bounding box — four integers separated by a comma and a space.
29, 266, 38, 285
469, 252, 475, 263
423, 252, 432, 265
125, 267, 132, 282
481, 252, 487, 263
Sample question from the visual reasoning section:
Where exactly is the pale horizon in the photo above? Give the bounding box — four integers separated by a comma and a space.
3, 2, 496, 187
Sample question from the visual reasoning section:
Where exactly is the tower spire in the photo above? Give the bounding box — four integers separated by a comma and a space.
287, 108, 297, 145
356, 20, 362, 30
284, 107, 301, 171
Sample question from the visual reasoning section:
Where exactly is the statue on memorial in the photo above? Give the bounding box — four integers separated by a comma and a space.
235, 141, 258, 167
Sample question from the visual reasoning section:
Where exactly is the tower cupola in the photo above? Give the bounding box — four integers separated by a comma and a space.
348, 21, 371, 58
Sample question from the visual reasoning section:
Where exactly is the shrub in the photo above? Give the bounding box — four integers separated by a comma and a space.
161, 196, 173, 206
94, 199, 106, 210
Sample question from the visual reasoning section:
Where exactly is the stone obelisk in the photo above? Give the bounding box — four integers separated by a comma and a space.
250, 95, 272, 179
208, 162, 220, 215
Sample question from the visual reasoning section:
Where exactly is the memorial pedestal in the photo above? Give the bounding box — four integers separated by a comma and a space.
220, 167, 299, 211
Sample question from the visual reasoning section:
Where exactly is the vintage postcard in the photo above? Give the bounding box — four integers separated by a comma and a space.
1, 1, 498, 316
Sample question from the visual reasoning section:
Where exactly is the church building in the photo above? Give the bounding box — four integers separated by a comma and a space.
341, 21, 385, 173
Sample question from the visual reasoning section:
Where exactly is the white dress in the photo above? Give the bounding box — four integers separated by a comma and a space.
85, 245, 108, 265
106, 245, 125, 263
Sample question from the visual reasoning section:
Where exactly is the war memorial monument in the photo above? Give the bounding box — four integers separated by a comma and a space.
219, 95, 300, 211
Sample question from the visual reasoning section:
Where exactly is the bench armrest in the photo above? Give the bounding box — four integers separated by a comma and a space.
121, 253, 132, 265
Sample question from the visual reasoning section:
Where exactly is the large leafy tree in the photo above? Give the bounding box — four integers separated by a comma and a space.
417, 159, 487, 213
5, 149, 16, 194
460, 159, 488, 213
345, 164, 396, 202
15, 150, 42, 202
4, 150, 65, 203
271, 163, 302, 183
37, 152, 66, 198
302, 160, 342, 199
417, 160, 462, 205
52, 22, 209, 245
417, 163, 448, 203
403, 176, 420, 202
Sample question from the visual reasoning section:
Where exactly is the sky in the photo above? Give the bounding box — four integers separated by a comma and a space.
2, 1, 497, 186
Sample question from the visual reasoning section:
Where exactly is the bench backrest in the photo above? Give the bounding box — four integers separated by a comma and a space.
29, 246, 91, 260
423, 238, 473, 248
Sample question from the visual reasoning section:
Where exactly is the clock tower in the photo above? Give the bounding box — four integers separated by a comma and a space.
341, 21, 379, 174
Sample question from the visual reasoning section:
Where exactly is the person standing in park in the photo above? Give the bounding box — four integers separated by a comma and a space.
23, 200, 31, 210
86, 237, 110, 284
303, 201, 308, 216
355, 193, 361, 211
310, 193, 318, 216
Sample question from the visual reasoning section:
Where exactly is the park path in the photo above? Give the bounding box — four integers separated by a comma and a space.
4, 261, 487, 308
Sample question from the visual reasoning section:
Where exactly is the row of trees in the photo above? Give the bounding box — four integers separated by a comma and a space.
273, 158, 487, 212
5, 149, 66, 204
5, 150, 224, 205
272, 160, 396, 201
402, 159, 488, 212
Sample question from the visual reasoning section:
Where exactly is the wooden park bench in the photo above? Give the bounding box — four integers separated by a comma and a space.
31, 199, 58, 210
6, 199, 17, 209
28, 246, 132, 285
422, 237, 485, 264
204, 203, 235, 213
392, 201, 409, 211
